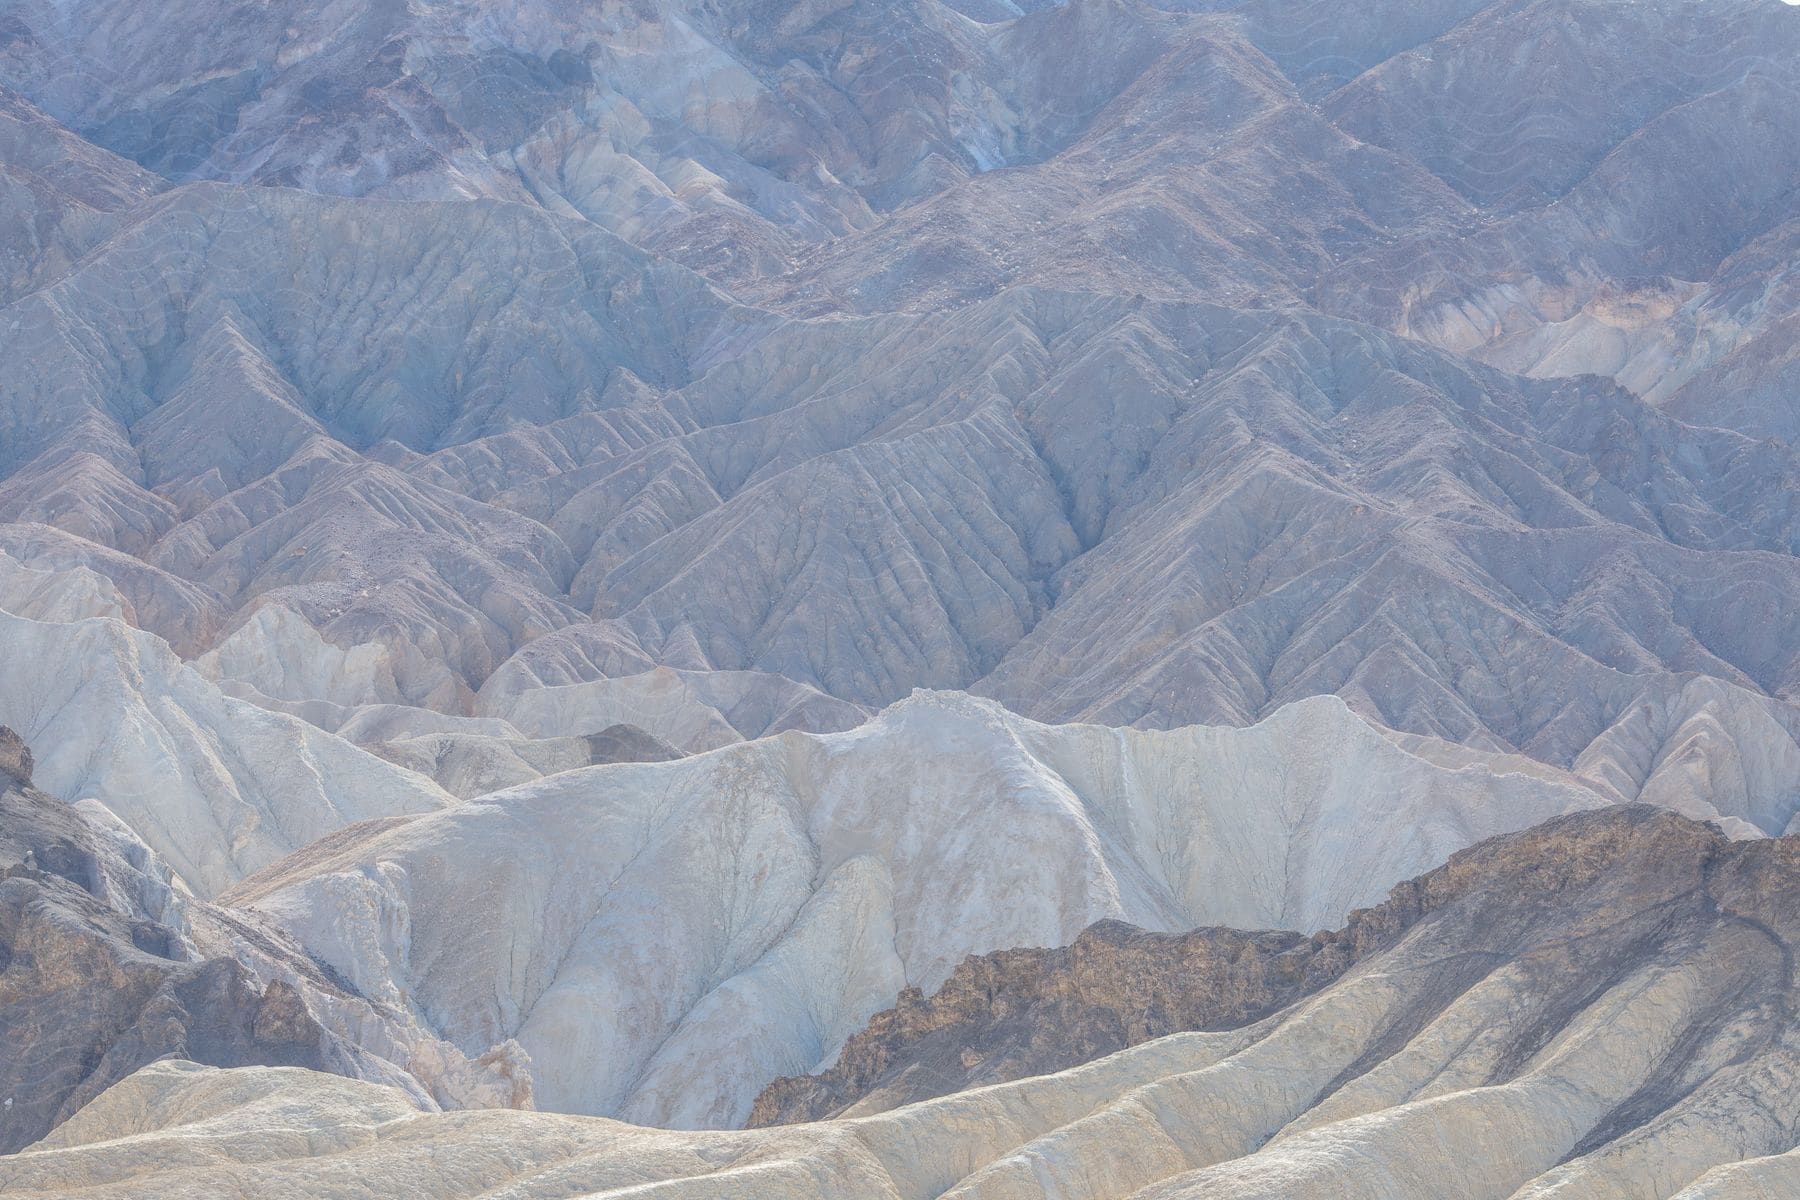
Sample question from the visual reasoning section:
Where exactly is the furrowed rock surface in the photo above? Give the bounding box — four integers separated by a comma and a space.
8, 238, 1800, 792
14, 808, 1800, 1198
0, 87, 161, 305
1310, 0, 1800, 441
224, 689, 1612, 1129
4, 1, 1800, 1187
0, 606, 451, 897
747, 916, 1388, 1126
478, 666, 869, 752
0, 0, 1796, 802
0, 741, 493, 1151
366, 722, 684, 801
0, 730, 533, 1151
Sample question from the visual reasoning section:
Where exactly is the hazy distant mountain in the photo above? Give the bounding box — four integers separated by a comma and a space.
0, 1, 1796, 777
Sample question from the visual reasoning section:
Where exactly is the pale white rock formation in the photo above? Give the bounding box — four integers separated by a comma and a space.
1672, 1151, 1800, 1199
193, 604, 422, 710
227, 689, 1607, 1129
0, 737, 530, 1149
0, 525, 222, 654
365, 724, 683, 800
361, 732, 620, 800
0, 608, 450, 897
0, 548, 129, 625
1571, 676, 1800, 837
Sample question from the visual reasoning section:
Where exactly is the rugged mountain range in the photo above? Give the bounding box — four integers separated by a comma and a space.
1, 0, 1798, 768
5, 0, 1800, 1191
746, 916, 1389, 1126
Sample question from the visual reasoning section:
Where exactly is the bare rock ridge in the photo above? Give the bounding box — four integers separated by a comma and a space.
13, 807, 1800, 1197
749, 792, 1800, 1127
0, 0, 1795, 797
0, 725, 31, 787
747, 916, 1394, 1126
581, 723, 685, 764
3, 1, 1800, 1192
0, 606, 453, 899
364, 722, 684, 800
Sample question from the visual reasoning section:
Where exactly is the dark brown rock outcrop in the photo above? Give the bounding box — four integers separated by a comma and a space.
751, 805, 1791, 1131
0, 749, 344, 1152
749, 893, 1424, 1125
0, 724, 31, 788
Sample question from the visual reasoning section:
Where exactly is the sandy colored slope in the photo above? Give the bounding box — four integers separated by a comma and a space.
12, 808, 1800, 1200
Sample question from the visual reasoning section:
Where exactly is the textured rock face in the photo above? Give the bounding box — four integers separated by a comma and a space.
0, 763, 340, 1153
579, 724, 684, 764
224, 689, 1608, 1129
0, 739, 532, 1151
11, 809, 1800, 1198
0, 870, 336, 1153
0, 0, 1795, 798
4, 0, 1800, 1190
747, 917, 1388, 1126
365, 722, 683, 800
752, 791, 1800, 1129
0, 607, 452, 898
0, 725, 31, 787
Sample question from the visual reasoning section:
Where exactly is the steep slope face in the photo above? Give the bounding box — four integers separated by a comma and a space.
749, 775, 1800, 1127
589, 290, 1800, 784
0, 180, 744, 709
0, 87, 162, 305
1658, 218, 1800, 444
12, 224, 1800, 786
1310, 0, 1800, 432
1321, 0, 1800, 214
5, 4, 1800, 1188
0, 728, 533, 1151
748, 916, 1389, 1125
0, 0, 1208, 283
365, 721, 685, 800
224, 690, 1611, 1129
0, 183, 732, 470
0, 867, 337, 1154
747, 12, 1472, 316
12, 808, 1800, 1199
0, 735, 351, 1153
